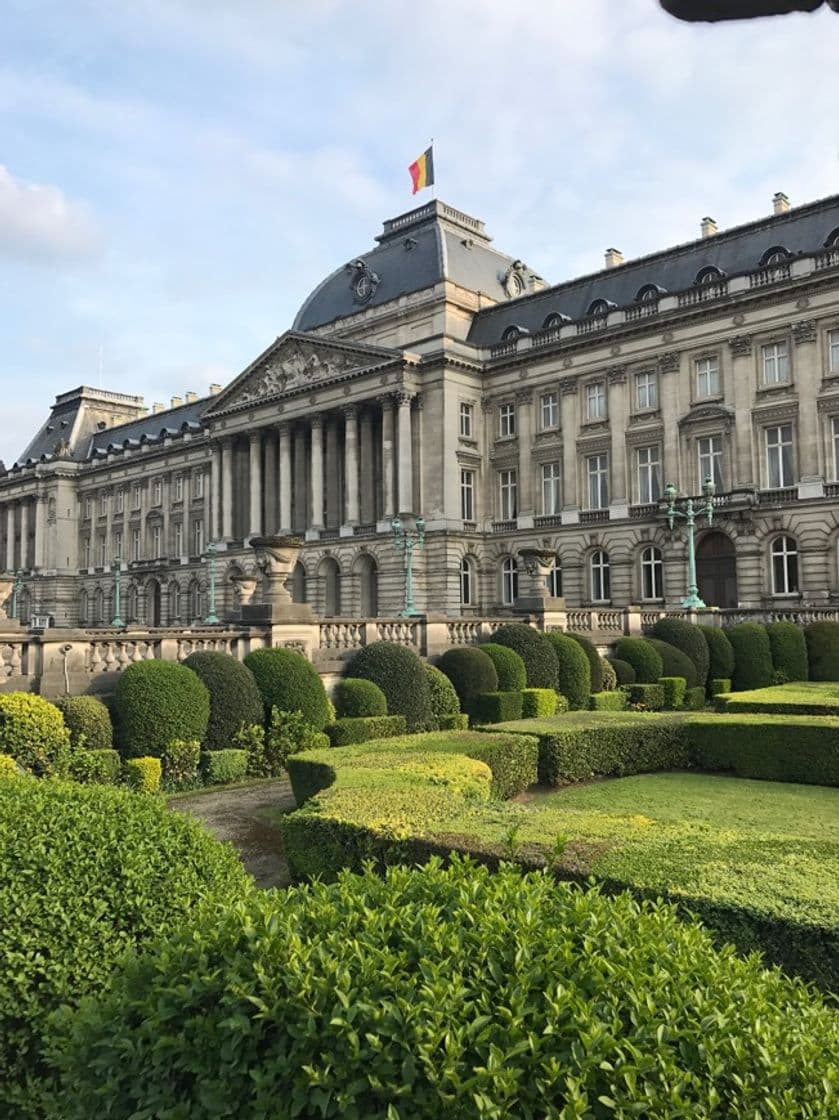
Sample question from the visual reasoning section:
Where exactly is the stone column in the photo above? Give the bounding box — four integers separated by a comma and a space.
343, 405, 360, 527
249, 431, 263, 537
293, 424, 307, 533
310, 416, 324, 531
607, 366, 629, 517
359, 409, 374, 524
516, 389, 534, 527
210, 443, 222, 540
729, 335, 755, 489
221, 439, 234, 539
19, 499, 30, 570
395, 390, 414, 515
380, 395, 396, 520
6, 504, 15, 571
160, 477, 169, 561
658, 352, 681, 490
325, 416, 340, 528
560, 382, 579, 522
792, 320, 822, 494
278, 423, 292, 532
34, 494, 46, 569
262, 430, 278, 534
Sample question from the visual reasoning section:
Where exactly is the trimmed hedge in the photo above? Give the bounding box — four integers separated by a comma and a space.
624, 683, 665, 711
660, 676, 687, 710
55, 695, 113, 752
489, 624, 558, 689
711, 677, 732, 696
648, 638, 700, 688
124, 756, 162, 793
244, 648, 330, 731
804, 621, 839, 682
649, 618, 710, 686
685, 714, 839, 787
439, 713, 469, 730
423, 664, 461, 728
332, 677, 387, 718
567, 633, 602, 693
67, 748, 121, 786
326, 715, 407, 747
727, 622, 773, 691
765, 621, 809, 683
614, 637, 663, 683
0, 693, 70, 776
346, 642, 431, 732
480, 642, 527, 691
714, 683, 839, 716
472, 691, 523, 724
699, 625, 736, 683
201, 749, 249, 785
520, 687, 557, 719
684, 686, 706, 711
113, 661, 210, 758
437, 646, 498, 718
609, 657, 636, 685
590, 690, 627, 711
182, 651, 265, 750
544, 632, 590, 709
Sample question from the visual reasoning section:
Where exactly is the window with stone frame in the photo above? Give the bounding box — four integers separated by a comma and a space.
765, 423, 794, 488
634, 369, 658, 412
761, 340, 791, 386
540, 391, 559, 430
173, 522, 184, 558
541, 461, 561, 515
192, 518, 205, 557
459, 402, 475, 439
193, 472, 204, 499
131, 528, 141, 562
695, 355, 720, 399
132, 484, 142, 510
586, 453, 609, 509
545, 554, 562, 597
771, 536, 799, 595
460, 556, 476, 606
97, 534, 107, 568
829, 329, 839, 375
460, 469, 475, 522
499, 468, 518, 520
150, 523, 162, 559
585, 380, 606, 421
501, 556, 519, 605
116, 488, 125, 514
832, 417, 839, 480
174, 475, 184, 502
498, 403, 516, 438
590, 550, 610, 602
636, 445, 662, 504
113, 531, 123, 561
697, 434, 724, 491
640, 546, 664, 600
152, 479, 163, 506
82, 536, 92, 568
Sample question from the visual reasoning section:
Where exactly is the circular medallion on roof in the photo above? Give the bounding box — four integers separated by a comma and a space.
501, 260, 528, 299
345, 258, 380, 305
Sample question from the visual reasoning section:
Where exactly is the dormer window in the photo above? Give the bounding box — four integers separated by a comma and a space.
502, 325, 522, 342
824, 228, 839, 248
760, 246, 790, 267
587, 299, 612, 318
695, 265, 725, 286
636, 284, 664, 303
542, 312, 571, 330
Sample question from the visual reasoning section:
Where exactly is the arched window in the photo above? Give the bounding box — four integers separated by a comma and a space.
640, 546, 663, 600
825, 228, 839, 249
501, 556, 518, 605
79, 590, 89, 626
502, 325, 523, 342
320, 557, 341, 617
291, 561, 307, 605
127, 584, 138, 623
771, 536, 798, 595
636, 283, 664, 303
590, 550, 611, 602
695, 265, 725, 286
587, 298, 612, 318
94, 588, 105, 624
545, 554, 562, 597
760, 246, 790, 267
357, 554, 378, 617
460, 556, 476, 607
542, 312, 570, 330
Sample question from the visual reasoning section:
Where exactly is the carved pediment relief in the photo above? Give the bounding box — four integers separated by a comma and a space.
678, 403, 735, 428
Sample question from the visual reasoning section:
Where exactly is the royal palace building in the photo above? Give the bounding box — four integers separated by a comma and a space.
3, 191, 839, 628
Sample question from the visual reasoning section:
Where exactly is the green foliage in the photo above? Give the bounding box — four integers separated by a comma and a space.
67, 748, 121, 786
727, 622, 774, 691
699, 625, 736, 683
436, 646, 498, 717
161, 739, 201, 790
244, 647, 330, 731
684, 686, 706, 711
231, 723, 268, 777
53, 857, 839, 1120
346, 641, 431, 732
520, 687, 557, 719
472, 690, 523, 724
566, 633, 603, 693
659, 676, 687, 710
711, 677, 732, 696
113, 660, 210, 758
599, 656, 617, 691
438, 712, 469, 730
649, 617, 710, 685
325, 715, 407, 747
0, 692, 70, 776
332, 677, 387, 718
624, 683, 666, 711
182, 651, 264, 751
200, 749, 249, 785
614, 637, 663, 683
715, 682, 839, 716
609, 657, 636, 685
804, 621, 839, 682
479, 642, 527, 691
54, 695, 113, 751
589, 690, 628, 711
686, 713, 839, 787
544, 632, 590, 709
264, 708, 325, 775
123, 756, 162, 793
648, 638, 700, 688
0, 778, 248, 1118
765, 621, 809, 683
0, 754, 18, 779
422, 663, 461, 728
489, 623, 559, 689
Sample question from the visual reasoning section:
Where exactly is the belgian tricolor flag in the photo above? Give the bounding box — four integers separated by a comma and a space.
408, 145, 434, 195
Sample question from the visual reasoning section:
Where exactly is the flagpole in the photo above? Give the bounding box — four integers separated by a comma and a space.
430, 137, 435, 199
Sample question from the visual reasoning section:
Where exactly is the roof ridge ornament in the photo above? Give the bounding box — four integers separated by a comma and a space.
345, 258, 380, 304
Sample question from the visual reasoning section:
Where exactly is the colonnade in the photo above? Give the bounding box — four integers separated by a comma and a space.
0, 495, 45, 572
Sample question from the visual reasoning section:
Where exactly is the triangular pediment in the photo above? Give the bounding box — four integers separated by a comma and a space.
202, 330, 403, 419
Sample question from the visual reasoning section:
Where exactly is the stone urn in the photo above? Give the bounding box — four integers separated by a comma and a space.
0, 576, 14, 623
248, 535, 312, 622
230, 573, 259, 608
517, 547, 563, 611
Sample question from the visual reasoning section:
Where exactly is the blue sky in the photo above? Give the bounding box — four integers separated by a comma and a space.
2, 0, 838, 465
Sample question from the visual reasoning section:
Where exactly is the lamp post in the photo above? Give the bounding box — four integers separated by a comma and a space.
664, 478, 715, 609
204, 541, 220, 625
110, 558, 124, 627
391, 514, 425, 617
9, 571, 22, 620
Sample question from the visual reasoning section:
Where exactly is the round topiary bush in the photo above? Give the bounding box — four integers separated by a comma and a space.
0, 778, 249, 1119
243, 648, 330, 731
567, 633, 603, 693
346, 642, 431, 732
649, 618, 710, 687
609, 657, 636, 686
544, 633, 590, 709
54, 858, 839, 1120
479, 642, 527, 691
423, 664, 461, 723
765, 621, 809, 683
614, 637, 664, 684
0, 693, 70, 776
804, 621, 839, 682
182, 651, 265, 751
489, 624, 558, 689
54, 695, 113, 752
332, 677, 388, 718
112, 660, 210, 758
647, 638, 700, 688
727, 622, 773, 691
437, 647, 499, 717
699, 625, 735, 683
599, 657, 617, 691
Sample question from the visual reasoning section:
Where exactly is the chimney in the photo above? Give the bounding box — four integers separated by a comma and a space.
773, 191, 790, 215
604, 247, 624, 269
701, 216, 717, 238
185, 390, 198, 403
170, 396, 183, 409
209, 383, 222, 396
152, 402, 165, 414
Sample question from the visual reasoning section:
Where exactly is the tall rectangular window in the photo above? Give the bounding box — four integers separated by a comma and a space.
762, 340, 790, 385
833, 418, 839, 480
587, 454, 609, 509
151, 524, 162, 558
193, 519, 205, 557
636, 445, 662, 503
695, 356, 720, 398
132, 485, 141, 510
115, 489, 125, 514
83, 537, 92, 568
460, 469, 475, 521
499, 469, 517, 520
541, 461, 561, 515
99, 492, 108, 516
131, 529, 141, 562
152, 479, 163, 506
459, 402, 474, 439
499, 404, 516, 438
193, 472, 204, 499
766, 424, 794, 488
634, 370, 658, 411
540, 391, 558, 429
174, 475, 184, 502
84, 497, 93, 520
113, 531, 123, 561
830, 329, 839, 374
697, 435, 724, 491
173, 522, 183, 557
585, 381, 606, 421
97, 535, 107, 567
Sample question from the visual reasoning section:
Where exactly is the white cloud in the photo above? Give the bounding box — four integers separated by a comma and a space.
0, 165, 102, 263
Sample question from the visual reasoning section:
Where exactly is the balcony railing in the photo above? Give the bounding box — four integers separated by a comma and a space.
534, 514, 562, 529
749, 264, 790, 288
677, 281, 729, 306
579, 509, 609, 524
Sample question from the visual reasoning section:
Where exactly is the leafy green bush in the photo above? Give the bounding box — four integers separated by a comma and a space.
325, 715, 407, 747
232, 723, 268, 777
589, 690, 627, 711
624, 683, 665, 711
67, 749, 121, 786
0, 693, 70, 776
649, 617, 710, 686
113, 660, 209, 758
699, 625, 736, 683
544, 632, 590, 709
123, 756, 162, 793
479, 642, 527, 691
614, 637, 663, 683
472, 691, 523, 724
346, 642, 431, 732
727, 622, 773, 691
201, 749, 249, 785
711, 677, 732, 696
648, 638, 700, 688
54, 695, 113, 751
264, 708, 327, 775
804, 621, 839, 682
161, 739, 201, 790
684, 686, 706, 711
609, 657, 636, 685
685, 713, 839, 787
332, 677, 387, 718
423, 663, 461, 728
0, 754, 18, 779
765, 621, 808, 683
182, 651, 265, 750
659, 676, 687, 710
438, 713, 469, 730
567, 633, 602, 693
520, 688, 557, 719
489, 623, 558, 689
599, 657, 617, 691
0, 779, 248, 1118
437, 646, 498, 718
244, 648, 330, 731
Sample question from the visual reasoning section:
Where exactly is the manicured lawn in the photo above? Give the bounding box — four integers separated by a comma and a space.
719, 680, 839, 714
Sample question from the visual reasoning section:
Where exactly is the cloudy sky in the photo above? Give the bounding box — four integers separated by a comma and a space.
2, 0, 838, 464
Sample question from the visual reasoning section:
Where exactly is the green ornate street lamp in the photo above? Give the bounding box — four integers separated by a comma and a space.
9, 571, 22, 620
664, 478, 715, 609
111, 557, 124, 627
204, 541, 220, 625
391, 515, 425, 617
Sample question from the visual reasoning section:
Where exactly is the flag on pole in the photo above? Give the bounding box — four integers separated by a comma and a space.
408, 145, 434, 194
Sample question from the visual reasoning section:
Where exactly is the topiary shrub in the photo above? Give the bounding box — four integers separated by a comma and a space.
232, 724, 268, 777
647, 639, 700, 688
624, 683, 665, 711
544, 633, 590, 709
439, 713, 469, 730
346, 642, 432, 733
244, 648, 330, 731
0, 693, 70, 777
55, 695, 113, 752
765, 621, 809, 683
659, 676, 687, 710
123, 756, 162, 794
265, 709, 327, 775
325, 716, 408, 747
332, 677, 388, 718
0, 778, 248, 1118
480, 643, 527, 691
489, 624, 558, 689
804, 621, 839, 682
472, 691, 523, 724
727, 622, 773, 691
711, 677, 732, 696
182, 651, 265, 751
649, 618, 710, 686
614, 637, 663, 684
609, 657, 636, 686
437, 647, 498, 719
161, 739, 201, 790
520, 688, 557, 719
113, 661, 209, 758
67, 749, 121, 786
683, 686, 706, 711
567, 633, 603, 693
200, 749, 249, 785
599, 657, 617, 691
699, 625, 736, 684
423, 664, 461, 728
589, 690, 627, 711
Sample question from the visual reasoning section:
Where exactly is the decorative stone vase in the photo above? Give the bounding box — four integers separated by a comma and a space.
230, 574, 259, 608
517, 547, 561, 610
0, 577, 14, 623
248, 536, 310, 621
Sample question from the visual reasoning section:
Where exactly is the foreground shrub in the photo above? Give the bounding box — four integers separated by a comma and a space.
609, 657, 636, 685
614, 637, 663, 683
699, 625, 736, 683
423, 664, 461, 728
659, 676, 687, 710
472, 691, 523, 724
0, 779, 249, 1118
480, 642, 527, 691
182, 651, 265, 750
599, 657, 617, 691
804, 621, 839, 682
590, 690, 627, 711
567, 633, 603, 693
490, 624, 558, 689
520, 687, 557, 718
764, 621, 809, 683
232, 723, 269, 777
332, 677, 387, 718
437, 646, 498, 717
201, 749, 249, 785
649, 617, 710, 685
544, 632, 590, 709
113, 660, 209, 758
244, 648, 330, 731
123, 756, 162, 794
0, 693, 70, 776
648, 638, 700, 688
347, 642, 431, 732
67, 748, 121, 786
265, 709, 328, 774
0, 753, 19, 779
161, 739, 201, 790
728, 622, 773, 691
624, 683, 665, 711
54, 695, 113, 751
326, 715, 407, 747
